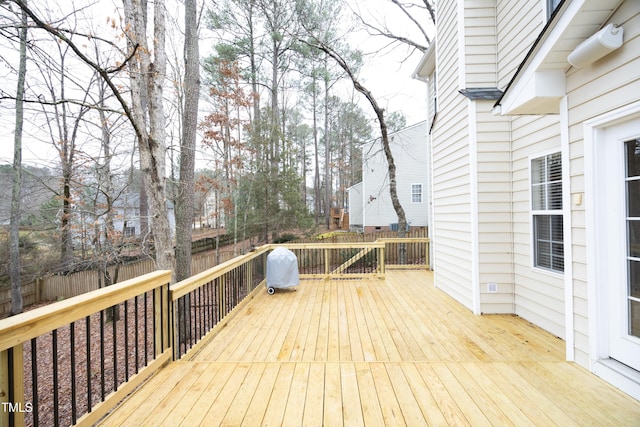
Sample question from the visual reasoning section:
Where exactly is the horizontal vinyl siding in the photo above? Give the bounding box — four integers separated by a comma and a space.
464, 0, 497, 87
511, 114, 565, 338
362, 123, 429, 228
496, 0, 544, 88
565, 2, 640, 367
432, 0, 474, 311
475, 101, 514, 313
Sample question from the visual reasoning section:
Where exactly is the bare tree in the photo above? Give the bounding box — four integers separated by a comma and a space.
301, 34, 408, 236
9, 3, 27, 315
351, 0, 434, 53
5, 0, 175, 273
121, 0, 174, 273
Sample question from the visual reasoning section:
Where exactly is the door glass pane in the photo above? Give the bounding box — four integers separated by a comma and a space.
629, 220, 640, 258
630, 259, 640, 299
628, 180, 640, 217
630, 300, 640, 339
625, 139, 640, 177
626, 139, 640, 339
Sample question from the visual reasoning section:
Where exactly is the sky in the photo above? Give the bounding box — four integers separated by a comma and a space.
0, 0, 432, 167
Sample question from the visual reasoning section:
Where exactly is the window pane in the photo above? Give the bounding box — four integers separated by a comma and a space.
535, 215, 550, 239
552, 243, 565, 271
534, 214, 564, 272
531, 157, 545, 184
631, 300, 640, 339
548, 153, 562, 181
549, 182, 563, 209
630, 260, 640, 299
412, 184, 422, 203
537, 241, 551, 268
629, 220, 640, 258
532, 184, 545, 210
626, 139, 640, 178
552, 215, 564, 241
531, 153, 562, 211
628, 180, 640, 217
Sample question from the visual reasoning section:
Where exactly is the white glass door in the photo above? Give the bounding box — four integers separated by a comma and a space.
605, 121, 640, 371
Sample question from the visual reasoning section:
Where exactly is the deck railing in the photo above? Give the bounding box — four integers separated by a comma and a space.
0, 238, 429, 426
377, 238, 431, 269
170, 247, 270, 360
0, 270, 172, 427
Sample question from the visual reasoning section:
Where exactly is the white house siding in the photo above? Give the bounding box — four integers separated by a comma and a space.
565, 1, 640, 367
361, 122, 429, 230
430, 0, 475, 310
347, 182, 363, 230
511, 114, 565, 339
476, 102, 514, 313
464, 0, 497, 87
496, 0, 544, 88
494, 0, 568, 335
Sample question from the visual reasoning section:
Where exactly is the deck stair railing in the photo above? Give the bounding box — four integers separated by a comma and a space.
0, 238, 428, 426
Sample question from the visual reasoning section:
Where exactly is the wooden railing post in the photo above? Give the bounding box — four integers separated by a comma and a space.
154, 283, 171, 357
324, 248, 330, 276
0, 349, 8, 427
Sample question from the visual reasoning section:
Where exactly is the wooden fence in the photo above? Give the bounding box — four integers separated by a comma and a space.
292, 227, 428, 244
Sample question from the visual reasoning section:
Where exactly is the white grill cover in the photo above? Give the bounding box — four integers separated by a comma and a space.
266, 247, 299, 289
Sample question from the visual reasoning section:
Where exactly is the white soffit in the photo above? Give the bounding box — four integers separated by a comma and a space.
500, 0, 623, 115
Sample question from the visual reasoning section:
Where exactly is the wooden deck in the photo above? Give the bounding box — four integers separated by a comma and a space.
99, 270, 640, 426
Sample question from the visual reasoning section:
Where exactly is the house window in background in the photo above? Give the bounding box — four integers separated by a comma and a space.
412, 184, 423, 203
531, 152, 564, 272
124, 225, 136, 237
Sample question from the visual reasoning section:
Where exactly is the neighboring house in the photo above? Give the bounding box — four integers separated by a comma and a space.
348, 121, 430, 233
414, 0, 639, 399
347, 182, 363, 232
113, 193, 176, 238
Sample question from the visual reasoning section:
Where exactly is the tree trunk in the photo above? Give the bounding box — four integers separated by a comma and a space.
323, 53, 331, 229
308, 40, 408, 238
123, 0, 175, 274
9, 4, 28, 316
175, 0, 200, 282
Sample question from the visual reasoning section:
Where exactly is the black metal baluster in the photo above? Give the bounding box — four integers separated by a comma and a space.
112, 305, 117, 391
152, 290, 157, 359
160, 286, 165, 352
52, 329, 59, 427
197, 286, 202, 341
186, 293, 191, 351
70, 322, 77, 424
86, 315, 91, 413
100, 309, 105, 401
124, 299, 129, 382
144, 291, 149, 365
135, 295, 139, 373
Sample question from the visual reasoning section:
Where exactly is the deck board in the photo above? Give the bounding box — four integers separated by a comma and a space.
99, 271, 640, 426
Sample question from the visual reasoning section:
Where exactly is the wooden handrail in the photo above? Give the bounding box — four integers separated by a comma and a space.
375, 237, 430, 243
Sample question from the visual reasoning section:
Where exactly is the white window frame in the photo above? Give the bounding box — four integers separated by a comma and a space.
411, 183, 423, 204
530, 150, 564, 274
